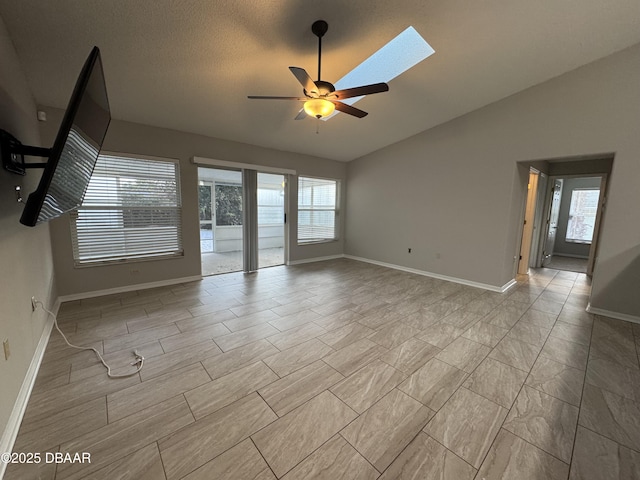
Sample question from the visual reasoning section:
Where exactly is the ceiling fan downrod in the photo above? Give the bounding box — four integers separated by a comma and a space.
312, 20, 328, 82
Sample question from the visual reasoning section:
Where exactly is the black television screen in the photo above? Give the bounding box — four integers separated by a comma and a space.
19, 46, 110, 227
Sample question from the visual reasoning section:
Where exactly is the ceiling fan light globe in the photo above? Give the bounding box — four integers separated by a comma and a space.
304, 99, 335, 119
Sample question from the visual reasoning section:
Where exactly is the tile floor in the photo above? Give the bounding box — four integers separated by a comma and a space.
546, 255, 588, 274
6, 259, 640, 479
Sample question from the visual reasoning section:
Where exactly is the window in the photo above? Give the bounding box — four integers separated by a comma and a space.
71, 154, 183, 265
565, 188, 600, 244
298, 176, 338, 243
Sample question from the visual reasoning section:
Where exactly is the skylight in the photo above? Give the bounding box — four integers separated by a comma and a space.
327, 26, 434, 118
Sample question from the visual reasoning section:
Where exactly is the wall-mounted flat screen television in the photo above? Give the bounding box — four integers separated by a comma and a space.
1, 46, 110, 227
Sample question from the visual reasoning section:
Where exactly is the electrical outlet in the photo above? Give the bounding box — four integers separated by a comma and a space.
3, 339, 10, 360
31, 296, 37, 311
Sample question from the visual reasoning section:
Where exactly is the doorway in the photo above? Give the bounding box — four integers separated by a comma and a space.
197, 167, 287, 276
198, 168, 244, 275
517, 156, 612, 278
540, 176, 604, 275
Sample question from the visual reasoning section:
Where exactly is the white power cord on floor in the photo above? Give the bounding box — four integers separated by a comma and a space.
35, 300, 144, 378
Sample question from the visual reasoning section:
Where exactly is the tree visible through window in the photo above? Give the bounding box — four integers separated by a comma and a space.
215, 184, 243, 226
198, 184, 212, 222
565, 188, 600, 244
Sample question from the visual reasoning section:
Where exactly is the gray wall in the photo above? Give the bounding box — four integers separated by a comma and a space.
39, 113, 347, 297
553, 176, 602, 258
0, 15, 56, 445
346, 43, 640, 317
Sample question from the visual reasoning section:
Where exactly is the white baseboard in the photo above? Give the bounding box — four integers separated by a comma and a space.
344, 255, 515, 293
0, 302, 57, 479
500, 279, 519, 293
57, 275, 203, 303
287, 254, 345, 266
586, 304, 640, 324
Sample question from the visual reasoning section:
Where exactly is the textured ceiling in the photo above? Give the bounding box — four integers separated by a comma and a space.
1, 0, 639, 161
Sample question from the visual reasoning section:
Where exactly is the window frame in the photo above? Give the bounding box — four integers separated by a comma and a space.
297, 175, 340, 245
70, 152, 184, 267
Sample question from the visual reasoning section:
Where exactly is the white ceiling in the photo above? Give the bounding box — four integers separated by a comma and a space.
1, 1, 639, 162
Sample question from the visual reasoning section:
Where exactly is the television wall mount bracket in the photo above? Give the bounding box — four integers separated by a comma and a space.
1, 129, 51, 175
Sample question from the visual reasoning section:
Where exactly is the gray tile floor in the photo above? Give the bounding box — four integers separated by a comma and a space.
546, 255, 588, 274
6, 259, 640, 479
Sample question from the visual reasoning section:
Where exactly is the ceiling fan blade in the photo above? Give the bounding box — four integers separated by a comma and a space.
331, 82, 389, 100
331, 101, 368, 118
289, 67, 318, 95
294, 109, 307, 120
247, 96, 308, 101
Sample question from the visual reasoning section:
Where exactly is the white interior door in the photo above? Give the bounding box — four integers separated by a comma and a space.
530, 173, 548, 268
542, 178, 563, 267
518, 170, 540, 274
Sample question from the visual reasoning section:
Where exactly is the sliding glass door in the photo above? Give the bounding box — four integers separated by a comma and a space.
198, 167, 286, 276
198, 168, 243, 275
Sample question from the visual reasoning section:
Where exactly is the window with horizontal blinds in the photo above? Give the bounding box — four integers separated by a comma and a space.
565, 188, 600, 244
297, 176, 338, 243
70, 154, 183, 265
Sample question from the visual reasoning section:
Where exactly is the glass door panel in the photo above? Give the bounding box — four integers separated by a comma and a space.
257, 173, 285, 268
198, 182, 214, 253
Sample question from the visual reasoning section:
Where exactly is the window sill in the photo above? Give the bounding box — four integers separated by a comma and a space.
74, 252, 184, 268
297, 239, 338, 246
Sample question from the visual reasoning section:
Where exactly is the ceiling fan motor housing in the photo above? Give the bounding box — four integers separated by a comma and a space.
306, 80, 335, 98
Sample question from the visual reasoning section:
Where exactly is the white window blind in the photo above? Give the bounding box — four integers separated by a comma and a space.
71, 154, 183, 265
298, 176, 338, 243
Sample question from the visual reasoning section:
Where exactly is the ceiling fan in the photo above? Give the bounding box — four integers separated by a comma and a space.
248, 20, 389, 120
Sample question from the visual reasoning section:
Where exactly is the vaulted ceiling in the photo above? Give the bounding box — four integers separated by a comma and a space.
1, 1, 639, 161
